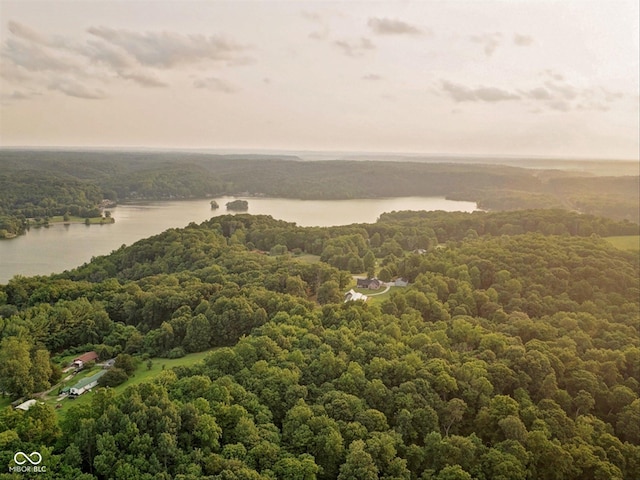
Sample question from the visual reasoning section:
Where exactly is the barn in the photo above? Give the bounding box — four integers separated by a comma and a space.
72, 351, 99, 369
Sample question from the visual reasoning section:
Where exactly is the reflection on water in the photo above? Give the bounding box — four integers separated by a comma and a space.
0, 196, 476, 283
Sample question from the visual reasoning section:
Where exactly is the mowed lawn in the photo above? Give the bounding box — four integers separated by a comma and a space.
605, 235, 640, 251
49, 349, 214, 418
352, 285, 398, 304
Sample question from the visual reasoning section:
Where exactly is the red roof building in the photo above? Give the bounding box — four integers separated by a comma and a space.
73, 351, 99, 365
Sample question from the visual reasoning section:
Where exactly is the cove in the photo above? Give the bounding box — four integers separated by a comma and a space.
0, 196, 477, 283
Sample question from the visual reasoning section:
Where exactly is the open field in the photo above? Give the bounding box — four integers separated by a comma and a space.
605, 235, 640, 251
28, 215, 114, 227
46, 349, 214, 418
294, 253, 321, 263
352, 285, 398, 304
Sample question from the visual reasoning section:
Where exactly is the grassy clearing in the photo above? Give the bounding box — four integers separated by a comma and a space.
605, 235, 640, 251
294, 254, 321, 263
366, 286, 397, 304
353, 286, 381, 295
0, 397, 13, 409
49, 349, 214, 419
29, 215, 114, 226
348, 285, 398, 304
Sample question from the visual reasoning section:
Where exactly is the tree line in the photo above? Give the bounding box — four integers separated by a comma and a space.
1, 149, 637, 237
0, 209, 638, 479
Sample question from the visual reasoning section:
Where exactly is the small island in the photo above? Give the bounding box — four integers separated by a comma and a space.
226, 199, 249, 211
210, 200, 219, 209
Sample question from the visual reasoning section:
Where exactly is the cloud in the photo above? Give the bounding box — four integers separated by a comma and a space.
542, 69, 564, 81
301, 10, 331, 41
309, 29, 330, 41
544, 81, 578, 100
7, 21, 49, 45
2, 21, 259, 101
600, 87, 624, 103
87, 27, 248, 68
334, 37, 375, 57
1, 90, 32, 103
118, 70, 168, 88
513, 34, 533, 46
520, 76, 624, 112
3, 38, 79, 72
301, 11, 322, 22
363, 74, 382, 81
469, 33, 502, 57
441, 80, 519, 102
367, 17, 423, 35
82, 39, 137, 70
193, 77, 238, 93
48, 79, 106, 99
547, 100, 571, 112
524, 87, 552, 100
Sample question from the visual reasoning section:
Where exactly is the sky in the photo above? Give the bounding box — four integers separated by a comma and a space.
1, 0, 638, 159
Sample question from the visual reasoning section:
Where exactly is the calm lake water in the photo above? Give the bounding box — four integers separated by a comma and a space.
0, 196, 476, 283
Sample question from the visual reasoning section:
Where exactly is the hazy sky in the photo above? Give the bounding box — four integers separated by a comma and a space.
1, 0, 638, 159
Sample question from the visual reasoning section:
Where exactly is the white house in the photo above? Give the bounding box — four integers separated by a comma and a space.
344, 289, 368, 302
69, 370, 107, 396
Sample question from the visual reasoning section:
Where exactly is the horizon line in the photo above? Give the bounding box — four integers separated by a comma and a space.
0, 145, 638, 163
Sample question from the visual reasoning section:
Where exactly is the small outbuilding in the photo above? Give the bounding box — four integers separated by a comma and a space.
15, 399, 37, 411
102, 359, 116, 369
394, 278, 409, 287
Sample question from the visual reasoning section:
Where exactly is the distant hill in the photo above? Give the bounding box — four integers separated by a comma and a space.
0, 149, 637, 238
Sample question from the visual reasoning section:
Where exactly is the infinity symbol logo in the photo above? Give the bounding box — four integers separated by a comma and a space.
13, 451, 42, 465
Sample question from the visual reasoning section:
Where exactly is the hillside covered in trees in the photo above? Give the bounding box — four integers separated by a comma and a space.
0, 209, 638, 479
1, 149, 638, 238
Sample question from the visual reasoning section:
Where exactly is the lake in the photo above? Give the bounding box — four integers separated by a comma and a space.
0, 196, 477, 283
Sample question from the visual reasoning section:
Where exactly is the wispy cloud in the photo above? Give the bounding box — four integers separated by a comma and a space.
363, 74, 382, 81
118, 70, 168, 88
441, 80, 519, 102
368, 17, 424, 36
1, 21, 249, 99
7, 20, 49, 45
513, 34, 533, 46
193, 77, 238, 93
48, 79, 106, 99
3, 38, 80, 72
334, 37, 375, 57
469, 33, 502, 57
524, 87, 552, 100
87, 27, 248, 68
444, 73, 628, 113
302, 10, 331, 41
0, 90, 34, 104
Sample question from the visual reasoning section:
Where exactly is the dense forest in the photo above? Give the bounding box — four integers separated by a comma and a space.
1, 150, 638, 237
0, 209, 638, 479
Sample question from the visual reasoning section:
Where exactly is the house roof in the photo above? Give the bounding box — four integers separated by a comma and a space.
71, 370, 107, 390
73, 351, 99, 363
345, 289, 368, 302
